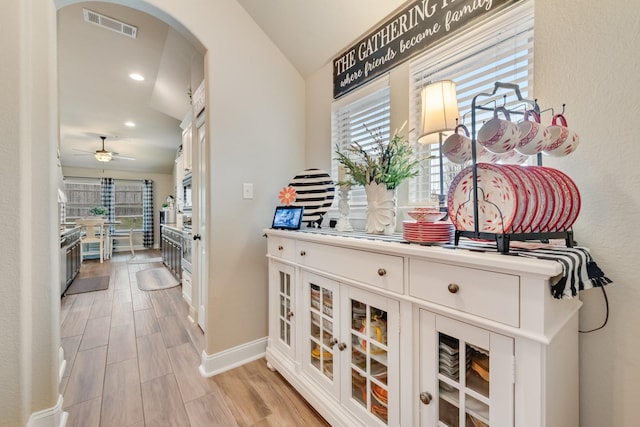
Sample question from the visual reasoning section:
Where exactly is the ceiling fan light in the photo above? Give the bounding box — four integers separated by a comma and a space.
95, 151, 112, 162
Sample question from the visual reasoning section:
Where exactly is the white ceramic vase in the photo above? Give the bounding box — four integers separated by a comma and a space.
364, 182, 397, 235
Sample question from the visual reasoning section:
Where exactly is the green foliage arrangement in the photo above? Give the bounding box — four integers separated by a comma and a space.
89, 206, 108, 216
335, 122, 423, 190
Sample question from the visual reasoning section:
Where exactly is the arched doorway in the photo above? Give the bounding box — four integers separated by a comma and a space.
55, 1, 209, 424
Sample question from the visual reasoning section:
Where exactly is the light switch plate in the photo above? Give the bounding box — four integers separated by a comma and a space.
242, 183, 253, 199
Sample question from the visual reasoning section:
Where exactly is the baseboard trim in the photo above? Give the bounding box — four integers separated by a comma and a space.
27, 394, 68, 427
199, 337, 267, 377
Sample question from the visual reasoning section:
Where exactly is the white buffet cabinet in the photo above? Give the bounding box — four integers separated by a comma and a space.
264, 229, 582, 427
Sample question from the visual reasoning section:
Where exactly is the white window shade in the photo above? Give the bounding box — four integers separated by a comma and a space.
408, 0, 534, 204
332, 77, 391, 208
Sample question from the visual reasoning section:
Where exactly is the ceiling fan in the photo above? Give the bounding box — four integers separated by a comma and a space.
72, 136, 136, 162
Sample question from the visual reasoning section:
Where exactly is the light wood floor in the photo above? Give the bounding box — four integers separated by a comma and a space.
60, 250, 329, 427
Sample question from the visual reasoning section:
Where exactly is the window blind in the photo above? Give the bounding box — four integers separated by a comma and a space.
114, 180, 144, 232
408, 0, 534, 204
63, 178, 101, 219
332, 77, 391, 207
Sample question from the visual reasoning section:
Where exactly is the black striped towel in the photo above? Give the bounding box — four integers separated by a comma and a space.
451, 241, 613, 299
507, 246, 613, 299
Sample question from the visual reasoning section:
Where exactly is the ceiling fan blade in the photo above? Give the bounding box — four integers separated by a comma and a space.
72, 148, 95, 154
112, 155, 136, 161
72, 153, 94, 156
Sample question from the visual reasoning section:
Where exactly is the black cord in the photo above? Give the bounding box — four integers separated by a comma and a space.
579, 285, 609, 333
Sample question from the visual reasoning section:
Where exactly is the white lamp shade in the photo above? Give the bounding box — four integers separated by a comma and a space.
418, 80, 460, 144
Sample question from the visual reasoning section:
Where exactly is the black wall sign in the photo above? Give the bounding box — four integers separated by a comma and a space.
333, 0, 521, 99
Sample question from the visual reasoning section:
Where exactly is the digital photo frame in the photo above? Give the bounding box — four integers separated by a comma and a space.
271, 206, 304, 230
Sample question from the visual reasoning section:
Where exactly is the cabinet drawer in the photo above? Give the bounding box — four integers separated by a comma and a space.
409, 259, 519, 327
268, 236, 296, 261
297, 241, 403, 293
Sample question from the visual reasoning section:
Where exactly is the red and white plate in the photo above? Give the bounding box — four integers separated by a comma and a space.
448, 163, 518, 233
447, 163, 581, 234
403, 220, 454, 243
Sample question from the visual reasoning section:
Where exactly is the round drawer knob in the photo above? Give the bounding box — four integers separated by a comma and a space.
277, 245, 283, 251
299, 250, 306, 256
337, 342, 347, 351
448, 283, 460, 294
419, 391, 433, 405
377, 268, 387, 277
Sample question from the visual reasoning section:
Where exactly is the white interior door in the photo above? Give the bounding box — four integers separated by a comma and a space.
195, 114, 207, 332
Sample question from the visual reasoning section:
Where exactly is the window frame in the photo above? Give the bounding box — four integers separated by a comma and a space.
331, 76, 391, 217
113, 179, 144, 232
408, 1, 535, 205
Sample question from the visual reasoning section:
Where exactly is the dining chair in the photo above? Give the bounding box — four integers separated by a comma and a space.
109, 218, 136, 258
76, 218, 106, 263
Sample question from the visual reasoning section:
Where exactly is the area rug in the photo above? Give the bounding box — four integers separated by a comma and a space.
136, 267, 179, 291
65, 275, 110, 295
127, 257, 163, 264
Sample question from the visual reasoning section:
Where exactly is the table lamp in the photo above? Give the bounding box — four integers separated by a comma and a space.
417, 80, 460, 209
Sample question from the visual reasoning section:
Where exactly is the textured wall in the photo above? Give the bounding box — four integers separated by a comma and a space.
535, 1, 640, 426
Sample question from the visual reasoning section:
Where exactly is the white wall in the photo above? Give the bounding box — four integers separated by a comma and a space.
1, 0, 61, 424
62, 167, 174, 248
536, 1, 640, 426
202, 0, 306, 352
305, 1, 640, 426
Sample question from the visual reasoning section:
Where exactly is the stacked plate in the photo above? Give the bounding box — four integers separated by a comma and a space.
439, 338, 459, 381
448, 164, 581, 234
403, 220, 455, 243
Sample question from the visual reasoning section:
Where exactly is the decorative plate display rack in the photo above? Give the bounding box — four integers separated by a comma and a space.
452, 82, 575, 253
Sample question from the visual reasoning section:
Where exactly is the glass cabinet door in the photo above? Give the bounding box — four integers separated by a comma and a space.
302, 271, 340, 396
278, 270, 293, 346
269, 261, 295, 359
343, 287, 398, 427
350, 299, 389, 424
419, 311, 514, 427
437, 333, 490, 427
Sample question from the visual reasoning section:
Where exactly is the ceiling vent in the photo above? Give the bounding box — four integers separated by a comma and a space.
83, 8, 137, 39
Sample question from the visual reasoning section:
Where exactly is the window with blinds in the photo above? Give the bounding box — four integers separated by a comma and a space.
63, 178, 144, 231
408, 0, 534, 204
332, 78, 391, 208
63, 178, 101, 219
114, 180, 144, 232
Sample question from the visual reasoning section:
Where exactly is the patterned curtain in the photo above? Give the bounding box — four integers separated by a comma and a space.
100, 177, 115, 232
143, 179, 154, 248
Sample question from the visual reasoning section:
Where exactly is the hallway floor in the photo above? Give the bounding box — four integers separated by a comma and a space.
60, 250, 328, 426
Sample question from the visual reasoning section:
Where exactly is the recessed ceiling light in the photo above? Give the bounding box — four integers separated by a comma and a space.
124, 121, 135, 127
129, 73, 144, 81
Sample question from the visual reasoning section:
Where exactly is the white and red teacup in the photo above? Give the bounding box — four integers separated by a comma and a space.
543, 114, 579, 157
516, 110, 550, 155
477, 107, 520, 154
442, 124, 472, 164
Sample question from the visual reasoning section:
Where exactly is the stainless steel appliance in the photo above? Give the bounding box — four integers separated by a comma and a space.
60, 227, 81, 295
60, 235, 68, 296
182, 212, 192, 230
182, 174, 193, 212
